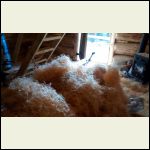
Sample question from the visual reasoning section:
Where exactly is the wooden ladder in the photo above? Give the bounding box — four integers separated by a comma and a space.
16, 33, 66, 76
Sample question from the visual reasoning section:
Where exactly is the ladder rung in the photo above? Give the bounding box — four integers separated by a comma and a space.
43, 36, 62, 42
35, 59, 47, 64
35, 48, 54, 55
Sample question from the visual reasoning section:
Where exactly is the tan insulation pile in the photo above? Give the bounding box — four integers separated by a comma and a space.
1, 77, 74, 117
2, 55, 129, 117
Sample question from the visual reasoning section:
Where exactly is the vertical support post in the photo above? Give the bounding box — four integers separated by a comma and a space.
16, 33, 47, 76
138, 33, 149, 53
79, 33, 87, 60
13, 33, 24, 63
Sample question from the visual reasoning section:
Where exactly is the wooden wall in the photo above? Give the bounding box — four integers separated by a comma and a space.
113, 33, 149, 56
5, 33, 38, 64
4, 33, 149, 65
4, 33, 78, 64
54, 33, 78, 61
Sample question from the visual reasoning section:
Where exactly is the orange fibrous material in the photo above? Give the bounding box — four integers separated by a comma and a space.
2, 55, 129, 117
2, 77, 74, 117
33, 55, 128, 116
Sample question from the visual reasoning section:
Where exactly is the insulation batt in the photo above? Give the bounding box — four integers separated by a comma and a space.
2, 55, 129, 116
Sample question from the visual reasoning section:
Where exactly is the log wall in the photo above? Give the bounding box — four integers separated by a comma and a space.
114, 33, 149, 56
4, 33, 78, 64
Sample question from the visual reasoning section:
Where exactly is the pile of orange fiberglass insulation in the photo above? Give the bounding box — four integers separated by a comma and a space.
1, 55, 130, 117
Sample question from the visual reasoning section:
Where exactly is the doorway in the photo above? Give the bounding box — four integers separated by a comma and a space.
78, 33, 115, 66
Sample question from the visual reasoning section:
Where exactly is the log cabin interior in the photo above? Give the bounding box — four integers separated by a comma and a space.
1, 33, 149, 117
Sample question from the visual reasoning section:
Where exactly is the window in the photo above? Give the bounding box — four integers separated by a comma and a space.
78, 33, 115, 66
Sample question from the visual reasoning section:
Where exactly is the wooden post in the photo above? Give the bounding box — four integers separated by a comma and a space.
16, 33, 47, 76
79, 33, 87, 60
13, 33, 24, 63
138, 33, 149, 53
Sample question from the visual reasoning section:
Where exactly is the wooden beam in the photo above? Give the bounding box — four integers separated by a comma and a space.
16, 33, 47, 76
35, 48, 54, 55
79, 33, 87, 60
47, 33, 66, 62
114, 42, 139, 56
13, 34, 24, 63
43, 36, 62, 42
115, 37, 140, 43
35, 59, 47, 64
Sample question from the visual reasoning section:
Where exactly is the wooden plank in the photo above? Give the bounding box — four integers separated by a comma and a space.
13, 34, 24, 63
114, 43, 139, 56
35, 48, 54, 55
47, 33, 66, 62
16, 33, 47, 76
33, 54, 45, 62
115, 37, 141, 43
35, 59, 47, 64
115, 33, 142, 43
116, 33, 142, 39
43, 36, 62, 42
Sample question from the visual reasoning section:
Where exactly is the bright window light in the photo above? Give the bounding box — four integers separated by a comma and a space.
85, 33, 113, 66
